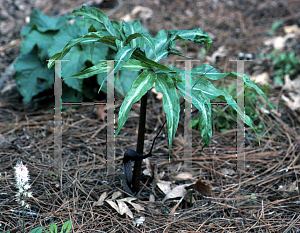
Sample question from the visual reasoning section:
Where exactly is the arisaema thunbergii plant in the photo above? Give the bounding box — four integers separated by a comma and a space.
48, 6, 273, 194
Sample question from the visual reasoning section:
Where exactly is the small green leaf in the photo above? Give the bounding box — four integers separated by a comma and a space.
116, 70, 157, 136
60, 220, 72, 233
49, 222, 58, 233
30, 227, 44, 233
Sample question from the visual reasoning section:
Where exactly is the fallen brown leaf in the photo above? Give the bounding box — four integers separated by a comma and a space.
185, 178, 212, 196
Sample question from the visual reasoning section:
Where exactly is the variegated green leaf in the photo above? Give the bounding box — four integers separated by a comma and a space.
154, 73, 180, 156
178, 78, 254, 129
114, 45, 136, 73
64, 61, 108, 80
115, 70, 157, 136
177, 80, 212, 147
132, 49, 175, 72
72, 6, 118, 37
121, 59, 150, 71
168, 28, 213, 52
47, 32, 118, 68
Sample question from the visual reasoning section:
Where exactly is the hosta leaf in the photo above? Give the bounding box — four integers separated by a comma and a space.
116, 70, 157, 136
15, 49, 54, 103
154, 73, 180, 156
21, 9, 71, 36
48, 23, 108, 92
20, 30, 57, 58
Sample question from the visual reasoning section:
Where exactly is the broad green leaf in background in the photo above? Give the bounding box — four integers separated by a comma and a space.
115, 69, 139, 98
115, 70, 157, 136
14, 49, 54, 103
21, 9, 72, 36
48, 19, 108, 93
19, 30, 57, 60
154, 73, 180, 156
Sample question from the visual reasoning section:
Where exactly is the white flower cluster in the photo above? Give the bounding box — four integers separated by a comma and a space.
15, 161, 32, 208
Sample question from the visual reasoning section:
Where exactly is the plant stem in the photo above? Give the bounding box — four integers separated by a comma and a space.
132, 91, 148, 194
22, 202, 25, 233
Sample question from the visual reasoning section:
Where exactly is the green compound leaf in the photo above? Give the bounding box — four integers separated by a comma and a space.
116, 70, 157, 136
